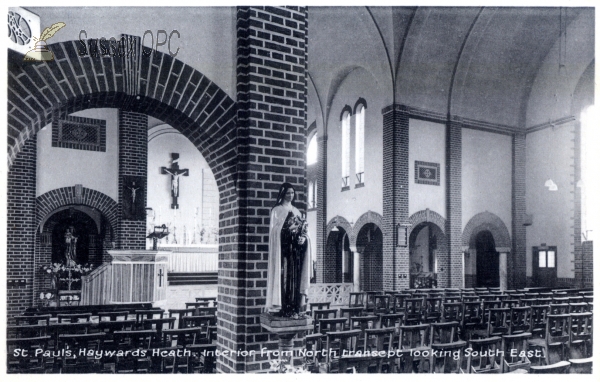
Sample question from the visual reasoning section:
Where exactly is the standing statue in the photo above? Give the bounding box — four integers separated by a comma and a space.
64, 226, 78, 266
266, 183, 311, 318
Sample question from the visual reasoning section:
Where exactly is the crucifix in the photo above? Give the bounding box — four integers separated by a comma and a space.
158, 268, 165, 287
161, 153, 189, 209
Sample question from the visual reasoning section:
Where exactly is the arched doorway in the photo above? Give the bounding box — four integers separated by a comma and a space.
409, 222, 445, 289
475, 230, 499, 288
357, 223, 382, 291
324, 228, 351, 283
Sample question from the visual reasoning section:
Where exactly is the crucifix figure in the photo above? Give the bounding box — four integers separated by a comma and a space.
161, 153, 189, 209
127, 181, 140, 213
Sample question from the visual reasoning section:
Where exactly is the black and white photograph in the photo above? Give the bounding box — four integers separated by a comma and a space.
4, 3, 597, 375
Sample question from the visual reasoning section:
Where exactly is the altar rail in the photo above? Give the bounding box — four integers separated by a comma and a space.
307, 283, 354, 306
161, 246, 218, 273
81, 262, 112, 305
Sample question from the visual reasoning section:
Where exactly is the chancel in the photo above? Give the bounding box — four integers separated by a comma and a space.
6, 5, 596, 375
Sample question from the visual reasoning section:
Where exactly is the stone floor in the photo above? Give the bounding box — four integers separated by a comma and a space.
163, 284, 218, 310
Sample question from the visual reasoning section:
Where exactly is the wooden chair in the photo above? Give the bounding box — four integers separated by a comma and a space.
552, 296, 571, 304
339, 307, 363, 330
531, 304, 550, 338
195, 297, 217, 307
527, 313, 571, 365
349, 292, 365, 308
142, 317, 176, 346
568, 302, 588, 313
390, 293, 411, 313
168, 308, 196, 328
529, 360, 571, 373
509, 306, 532, 335
185, 343, 217, 373
349, 315, 377, 332
443, 296, 461, 304
194, 306, 217, 321
98, 311, 130, 322
163, 327, 205, 347
305, 332, 325, 372
442, 302, 463, 323
379, 312, 405, 331
6, 336, 52, 373
569, 312, 592, 359
404, 298, 424, 325
319, 318, 347, 334
185, 301, 210, 309
338, 354, 386, 373
364, 291, 379, 313
462, 295, 481, 303
501, 332, 532, 372
364, 327, 394, 352
423, 297, 443, 323
430, 321, 460, 344
372, 294, 390, 315
48, 322, 94, 349
180, 315, 214, 343
8, 323, 48, 338
520, 298, 538, 307
429, 341, 467, 373
313, 309, 337, 333
501, 299, 521, 309
524, 292, 540, 299
462, 301, 484, 340
59, 332, 106, 373
396, 324, 431, 373
482, 300, 502, 315
466, 336, 502, 373
14, 314, 52, 326
113, 330, 156, 373
135, 309, 165, 326
308, 302, 331, 316
549, 303, 570, 314
320, 329, 361, 373
474, 308, 509, 339
568, 357, 592, 373
57, 312, 92, 323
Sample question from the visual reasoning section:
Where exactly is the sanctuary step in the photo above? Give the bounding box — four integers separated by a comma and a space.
168, 272, 218, 286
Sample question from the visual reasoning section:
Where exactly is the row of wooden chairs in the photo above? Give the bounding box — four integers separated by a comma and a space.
7, 327, 217, 373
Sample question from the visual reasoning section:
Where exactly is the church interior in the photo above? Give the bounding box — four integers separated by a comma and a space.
6, 6, 596, 374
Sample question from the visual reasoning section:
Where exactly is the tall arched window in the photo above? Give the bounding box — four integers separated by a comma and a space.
307, 134, 318, 165
354, 102, 365, 185
341, 108, 352, 188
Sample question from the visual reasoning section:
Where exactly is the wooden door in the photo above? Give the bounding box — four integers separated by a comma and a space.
532, 246, 557, 288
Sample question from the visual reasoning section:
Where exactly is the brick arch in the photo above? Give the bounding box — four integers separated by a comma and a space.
7, 36, 237, 198
462, 211, 511, 250
36, 186, 118, 238
326, 215, 353, 238
408, 209, 446, 237
350, 210, 383, 249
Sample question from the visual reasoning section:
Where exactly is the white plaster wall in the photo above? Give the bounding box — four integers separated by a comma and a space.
462, 128, 512, 232
525, 124, 575, 279
36, 108, 119, 200
147, 125, 219, 246
26, 7, 237, 99
408, 119, 446, 218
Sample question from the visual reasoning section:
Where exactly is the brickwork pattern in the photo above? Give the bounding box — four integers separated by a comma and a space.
33, 231, 53, 302
231, 6, 308, 373
36, 186, 118, 237
582, 241, 593, 288
7, 138, 37, 317
382, 105, 409, 291
408, 209, 446, 237
445, 120, 462, 288
573, 122, 583, 287
324, 231, 343, 283
118, 111, 148, 250
511, 133, 527, 289
462, 211, 511, 249
316, 135, 327, 283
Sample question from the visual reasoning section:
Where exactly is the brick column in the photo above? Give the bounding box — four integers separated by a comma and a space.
7, 137, 37, 318
316, 135, 327, 283
118, 110, 148, 249
382, 105, 409, 291
573, 121, 583, 287
230, 6, 307, 373
511, 133, 527, 288
445, 118, 463, 288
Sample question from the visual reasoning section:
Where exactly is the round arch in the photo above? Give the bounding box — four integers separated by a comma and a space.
462, 211, 511, 250
350, 210, 383, 249
326, 215, 353, 238
408, 209, 446, 238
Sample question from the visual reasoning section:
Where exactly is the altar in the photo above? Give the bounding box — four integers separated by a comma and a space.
81, 250, 170, 308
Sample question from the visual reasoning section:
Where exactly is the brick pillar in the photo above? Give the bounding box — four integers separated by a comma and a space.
118, 110, 147, 249
511, 133, 527, 288
7, 137, 37, 318
573, 121, 583, 287
316, 135, 327, 283
445, 118, 463, 288
230, 6, 307, 373
382, 105, 409, 291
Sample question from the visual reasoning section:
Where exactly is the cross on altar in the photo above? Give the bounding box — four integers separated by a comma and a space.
158, 268, 164, 287
161, 153, 189, 209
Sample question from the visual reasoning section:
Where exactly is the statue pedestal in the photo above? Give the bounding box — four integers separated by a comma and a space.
260, 313, 313, 371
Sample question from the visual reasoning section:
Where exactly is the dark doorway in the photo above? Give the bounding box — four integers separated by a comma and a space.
49, 209, 100, 266
475, 230, 499, 288
357, 223, 383, 291
532, 246, 558, 288
324, 227, 351, 283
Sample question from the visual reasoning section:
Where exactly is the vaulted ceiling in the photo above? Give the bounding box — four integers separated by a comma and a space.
308, 6, 594, 131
